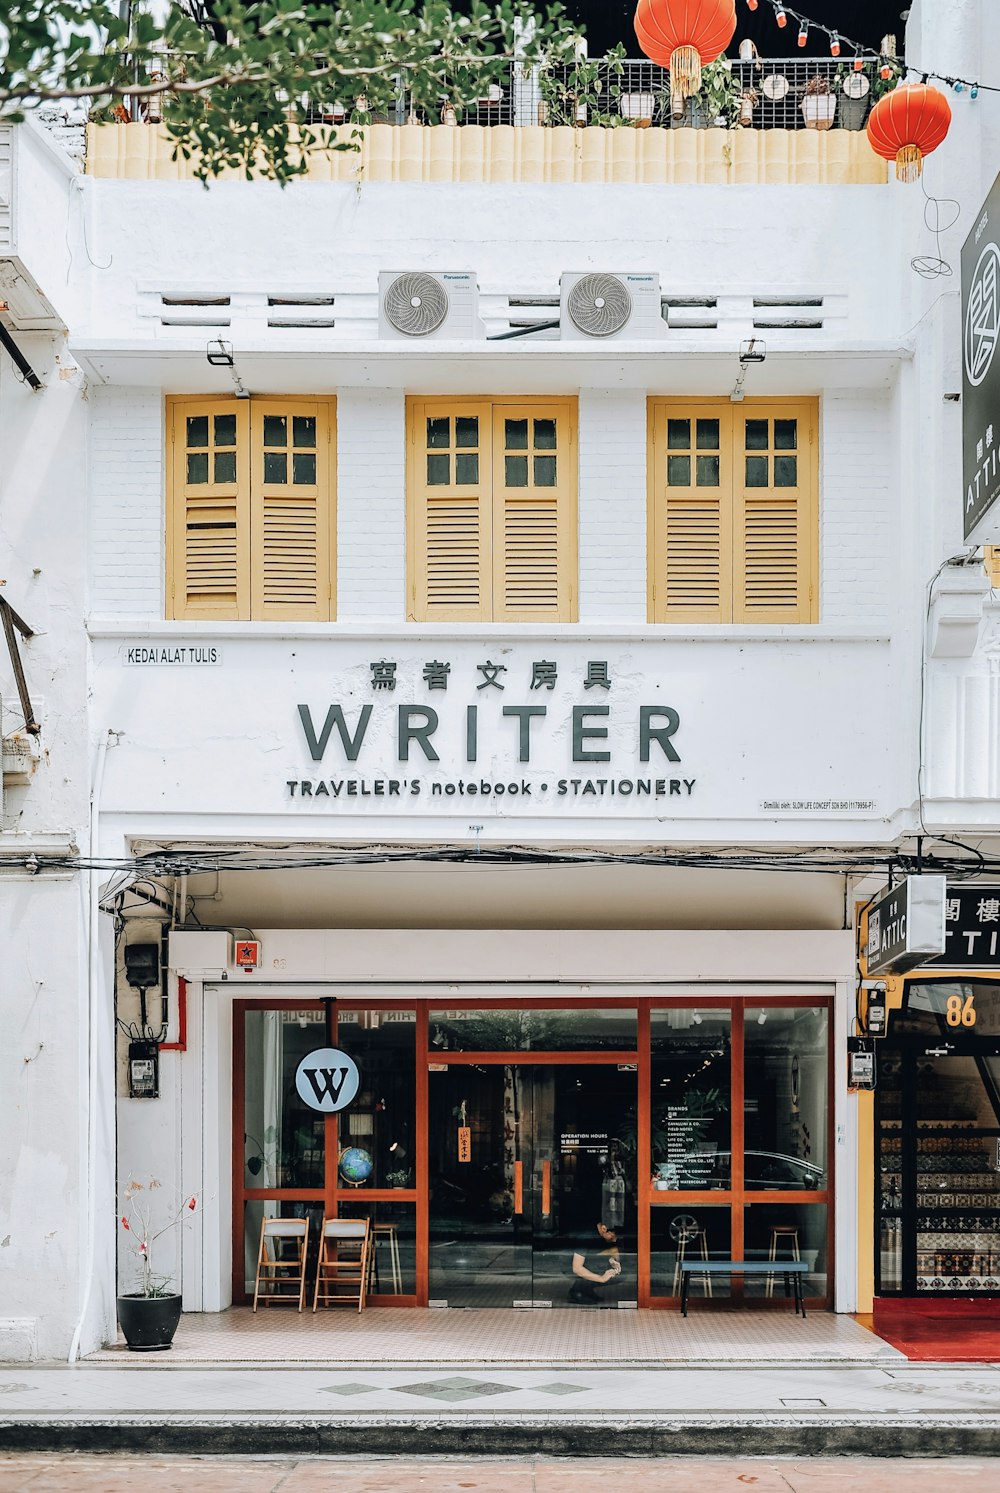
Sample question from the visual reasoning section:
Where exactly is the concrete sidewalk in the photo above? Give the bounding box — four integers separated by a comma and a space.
0, 1455, 997, 1491
3, 1361, 1000, 1457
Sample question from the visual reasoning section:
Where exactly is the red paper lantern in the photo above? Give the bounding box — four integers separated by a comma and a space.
866, 82, 952, 182
634, 0, 737, 102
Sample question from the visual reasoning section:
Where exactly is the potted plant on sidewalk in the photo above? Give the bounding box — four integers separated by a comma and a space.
117, 1178, 197, 1352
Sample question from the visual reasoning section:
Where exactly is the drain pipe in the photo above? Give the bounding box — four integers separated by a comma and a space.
68, 728, 115, 1364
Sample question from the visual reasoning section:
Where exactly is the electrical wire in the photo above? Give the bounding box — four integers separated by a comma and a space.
10, 842, 1000, 879
911, 171, 961, 281
749, 2, 996, 97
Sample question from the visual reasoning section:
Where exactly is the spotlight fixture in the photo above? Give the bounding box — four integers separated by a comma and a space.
739, 336, 767, 365
206, 338, 234, 367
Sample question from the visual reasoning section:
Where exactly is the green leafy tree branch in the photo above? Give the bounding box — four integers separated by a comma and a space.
0, 0, 580, 180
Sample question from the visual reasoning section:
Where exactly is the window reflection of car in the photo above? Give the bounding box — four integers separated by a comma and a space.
674, 1150, 824, 1189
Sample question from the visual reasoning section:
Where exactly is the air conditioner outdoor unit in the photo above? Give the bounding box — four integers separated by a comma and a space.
378, 271, 485, 340
559, 271, 667, 340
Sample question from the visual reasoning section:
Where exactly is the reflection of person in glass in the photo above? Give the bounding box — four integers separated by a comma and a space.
567, 1221, 621, 1304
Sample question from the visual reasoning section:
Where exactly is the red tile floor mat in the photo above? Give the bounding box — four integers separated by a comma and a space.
871, 1299, 1000, 1362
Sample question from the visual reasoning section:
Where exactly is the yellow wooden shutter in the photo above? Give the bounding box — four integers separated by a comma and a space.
492, 401, 577, 621
249, 399, 335, 621
649, 404, 733, 623
408, 399, 491, 621
733, 402, 817, 623
166, 397, 249, 620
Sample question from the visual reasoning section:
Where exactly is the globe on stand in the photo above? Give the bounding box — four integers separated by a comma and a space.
338, 1147, 374, 1187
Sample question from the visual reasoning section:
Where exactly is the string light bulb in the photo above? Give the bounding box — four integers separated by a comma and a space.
853, 50, 864, 72
774, 5, 787, 28
830, 31, 840, 57
880, 57, 892, 80
746, 0, 758, 9
953, 80, 964, 94
972, 84, 980, 100
797, 21, 808, 47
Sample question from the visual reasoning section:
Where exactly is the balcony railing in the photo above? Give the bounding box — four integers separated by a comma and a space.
298, 56, 888, 131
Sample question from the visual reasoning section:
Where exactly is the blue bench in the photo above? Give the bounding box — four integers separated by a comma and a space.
679, 1259, 808, 1317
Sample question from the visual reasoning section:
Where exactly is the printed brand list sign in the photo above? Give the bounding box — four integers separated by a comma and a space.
666, 1108, 716, 1185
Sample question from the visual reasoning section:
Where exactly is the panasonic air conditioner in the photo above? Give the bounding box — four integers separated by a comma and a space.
559, 271, 667, 340
378, 271, 485, 340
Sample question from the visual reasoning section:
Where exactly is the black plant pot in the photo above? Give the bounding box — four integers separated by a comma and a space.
117, 1293, 182, 1352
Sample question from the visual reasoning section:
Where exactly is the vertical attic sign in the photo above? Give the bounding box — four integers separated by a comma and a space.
963, 169, 1000, 541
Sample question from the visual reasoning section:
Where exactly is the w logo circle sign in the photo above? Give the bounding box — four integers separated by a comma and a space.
965, 240, 1000, 388
294, 1047, 361, 1113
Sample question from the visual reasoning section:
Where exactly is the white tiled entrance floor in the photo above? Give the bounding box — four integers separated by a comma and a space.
89, 1308, 900, 1365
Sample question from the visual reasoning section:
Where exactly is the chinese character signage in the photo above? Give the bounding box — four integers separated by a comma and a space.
963, 170, 1000, 541
866, 875, 947, 975
102, 635, 892, 827
928, 885, 1000, 968
292, 652, 693, 809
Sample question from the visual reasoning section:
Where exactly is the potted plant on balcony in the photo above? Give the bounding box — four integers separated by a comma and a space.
801, 74, 836, 131
537, 42, 627, 127
117, 1178, 197, 1352
694, 58, 742, 128
663, 59, 740, 129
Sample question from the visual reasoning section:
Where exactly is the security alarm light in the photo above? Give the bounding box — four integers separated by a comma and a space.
739, 337, 767, 365
206, 338, 234, 367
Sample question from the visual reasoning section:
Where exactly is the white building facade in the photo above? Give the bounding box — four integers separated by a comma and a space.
3, 0, 1000, 1360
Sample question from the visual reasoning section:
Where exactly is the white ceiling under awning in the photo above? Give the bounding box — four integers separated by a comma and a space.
154, 859, 847, 932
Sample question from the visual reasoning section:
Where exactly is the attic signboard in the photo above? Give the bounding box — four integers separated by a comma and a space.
963, 168, 1000, 542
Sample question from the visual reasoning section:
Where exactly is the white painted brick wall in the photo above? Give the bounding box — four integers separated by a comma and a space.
88, 388, 164, 620
578, 390, 647, 624
336, 388, 406, 621
820, 394, 891, 626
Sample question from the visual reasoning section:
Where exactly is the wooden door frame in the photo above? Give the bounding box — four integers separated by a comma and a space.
232, 993, 835, 1311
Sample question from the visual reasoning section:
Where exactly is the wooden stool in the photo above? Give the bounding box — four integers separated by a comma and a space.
313, 1218, 371, 1313
252, 1217, 309, 1312
369, 1222, 402, 1294
672, 1227, 712, 1298
766, 1225, 800, 1298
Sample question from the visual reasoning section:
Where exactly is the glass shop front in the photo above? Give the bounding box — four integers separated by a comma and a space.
876, 980, 1000, 1297
235, 994, 833, 1309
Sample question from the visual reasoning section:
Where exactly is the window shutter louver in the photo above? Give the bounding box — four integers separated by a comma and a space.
650, 404, 732, 623
167, 398, 249, 620
661, 494, 726, 619
409, 400, 491, 621
167, 396, 335, 622
493, 404, 575, 622
250, 401, 334, 621
649, 400, 816, 624
408, 399, 577, 622
734, 402, 816, 624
